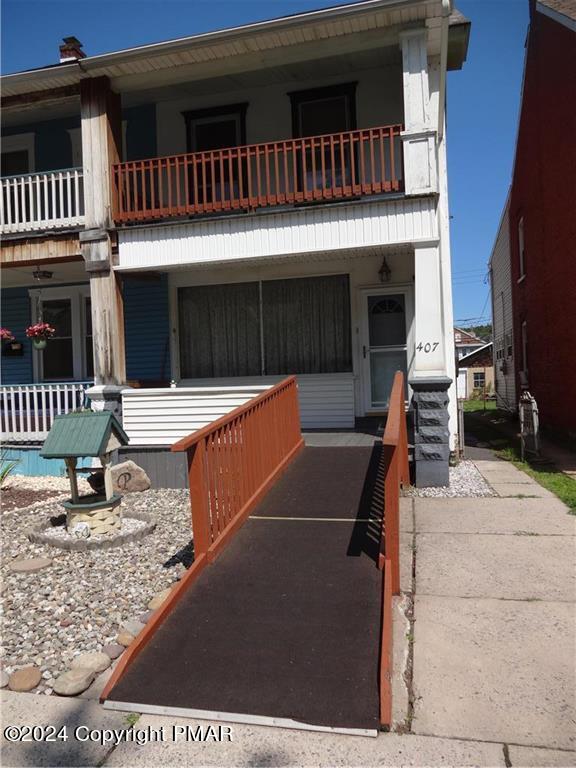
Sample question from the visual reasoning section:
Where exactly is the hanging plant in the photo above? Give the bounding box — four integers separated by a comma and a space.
26, 322, 56, 350
1, 328, 14, 342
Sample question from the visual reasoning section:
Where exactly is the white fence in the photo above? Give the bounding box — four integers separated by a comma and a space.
1, 168, 84, 234
0, 382, 91, 442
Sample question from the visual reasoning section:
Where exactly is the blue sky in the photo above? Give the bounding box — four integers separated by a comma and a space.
2, 0, 529, 327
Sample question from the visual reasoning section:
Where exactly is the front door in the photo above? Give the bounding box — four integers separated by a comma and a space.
362, 291, 408, 411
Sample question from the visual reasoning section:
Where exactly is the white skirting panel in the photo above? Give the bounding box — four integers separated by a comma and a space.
117, 197, 437, 271
122, 374, 355, 446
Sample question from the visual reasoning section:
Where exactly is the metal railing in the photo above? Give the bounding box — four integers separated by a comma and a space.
0, 381, 91, 441
379, 370, 410, 728
1, 168, 85, 234
112, 125, 404, 224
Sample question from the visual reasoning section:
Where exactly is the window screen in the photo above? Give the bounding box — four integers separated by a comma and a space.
262, 275, 352, 375
178, 282, 261, 378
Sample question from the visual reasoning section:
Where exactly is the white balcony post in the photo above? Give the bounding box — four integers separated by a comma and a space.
412, 243, 446, 377
399, 28, 438, 195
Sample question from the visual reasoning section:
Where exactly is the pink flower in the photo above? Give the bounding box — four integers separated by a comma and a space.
25, 322, 56, 339
1, 328, 14, 341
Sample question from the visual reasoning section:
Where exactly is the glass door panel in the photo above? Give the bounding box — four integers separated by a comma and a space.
364, 292, 408, 410
41, 299, 74, 380
370, 349, 407, 408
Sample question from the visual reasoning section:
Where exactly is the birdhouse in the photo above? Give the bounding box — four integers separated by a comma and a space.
40, 412, 129, 536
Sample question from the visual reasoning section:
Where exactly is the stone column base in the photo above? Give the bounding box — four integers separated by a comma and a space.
86, 385, 131, 421
409, 376, 452, 488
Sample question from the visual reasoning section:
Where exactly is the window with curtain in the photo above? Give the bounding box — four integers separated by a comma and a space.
178, 282, 261, 378
262, 275, 351, 374
178, 274, 352, 379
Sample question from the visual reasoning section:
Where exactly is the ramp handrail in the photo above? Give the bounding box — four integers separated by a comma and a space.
101, 376, 304, 704
172, 376, 304, 561
379, 370, 410, 728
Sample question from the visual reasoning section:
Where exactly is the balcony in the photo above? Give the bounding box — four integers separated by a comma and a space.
112, 125, 404, 226
1, 168, 85, 235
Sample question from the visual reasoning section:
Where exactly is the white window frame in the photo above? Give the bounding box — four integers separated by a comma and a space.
29, 285, 91, 382
1, 132, 35, 175
517, 216, 525, 281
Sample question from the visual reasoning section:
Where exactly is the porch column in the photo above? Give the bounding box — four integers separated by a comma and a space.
399, 29, 438, 195
80, 76, 127, 411
409, 243, 451, 487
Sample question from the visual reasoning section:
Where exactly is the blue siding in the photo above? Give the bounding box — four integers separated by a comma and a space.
3, 446, 92, 477
124, 275, 171, 382
1, 288, 33, 384
2, 116, 79, 172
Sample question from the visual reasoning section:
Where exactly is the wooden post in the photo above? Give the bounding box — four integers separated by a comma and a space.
80, 76, 126, 386
65, 457, 79, 503
100, 454, 114, 501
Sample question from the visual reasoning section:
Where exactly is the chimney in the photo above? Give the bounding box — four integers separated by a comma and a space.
59, 36, 86, 63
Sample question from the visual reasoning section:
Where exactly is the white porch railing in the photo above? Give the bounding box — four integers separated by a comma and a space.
1, 168, 85, 234
0, 382, 91, 442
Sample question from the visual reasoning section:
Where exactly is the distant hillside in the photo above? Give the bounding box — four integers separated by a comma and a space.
461, 324, 492, 342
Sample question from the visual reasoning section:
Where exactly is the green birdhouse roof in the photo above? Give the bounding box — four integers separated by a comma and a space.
40, 411, 129, 459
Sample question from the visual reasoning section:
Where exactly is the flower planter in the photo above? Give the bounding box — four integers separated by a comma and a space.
32, 338, 47, 350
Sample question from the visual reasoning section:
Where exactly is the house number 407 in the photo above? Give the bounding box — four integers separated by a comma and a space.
417, 341, 440, 353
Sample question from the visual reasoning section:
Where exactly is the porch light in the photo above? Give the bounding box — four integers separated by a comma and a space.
33, 269, 53, 281
378, 257, 391, 283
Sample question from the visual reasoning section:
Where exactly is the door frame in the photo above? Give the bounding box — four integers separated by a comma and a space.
29, 285, 91, 382
357, 283, 414, 415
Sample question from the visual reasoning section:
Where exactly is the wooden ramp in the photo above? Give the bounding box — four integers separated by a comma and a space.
104, 447, 383, 734
102, 376, 409, 735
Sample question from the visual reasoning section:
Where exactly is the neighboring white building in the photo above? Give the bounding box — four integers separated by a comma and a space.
489, 195, 517, 411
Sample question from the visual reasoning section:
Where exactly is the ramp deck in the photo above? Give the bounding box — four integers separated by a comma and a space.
106, 446, 385, 734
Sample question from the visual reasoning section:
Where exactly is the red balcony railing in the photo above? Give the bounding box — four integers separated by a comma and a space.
112, 125, 404, 224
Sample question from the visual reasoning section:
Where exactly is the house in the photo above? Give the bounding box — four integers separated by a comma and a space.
489, 0, 576, 437
456, 342, 494, 400
1, 0, 470, 487
489, 195, 517, 411
454, 326, 486, 360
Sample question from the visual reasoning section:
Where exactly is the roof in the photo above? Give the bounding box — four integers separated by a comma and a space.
537, 0, 576, 29
458, 342, 493, 367
454, 327, 485, 345
1, 0, 470, 98
40, 411, 129, 458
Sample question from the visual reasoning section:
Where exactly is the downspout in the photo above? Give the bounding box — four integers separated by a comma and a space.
437, 0, 451, 139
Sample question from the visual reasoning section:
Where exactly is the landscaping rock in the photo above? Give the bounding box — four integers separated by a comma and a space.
53, 668, 95, 696
1, 670, 10, 688
70, 652, 110, 675
148, 587, 172, 610
121, 619, 145, 638
111, 461, 151, 493
138, 610, 154, 624
102, 643, 124, 660
9, 558, 52, 574
117, 632, 135, 647
9, 666, 42, 692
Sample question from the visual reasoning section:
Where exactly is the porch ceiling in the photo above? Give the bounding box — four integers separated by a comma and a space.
1, 258, 87, 288
116, 243, 414, 275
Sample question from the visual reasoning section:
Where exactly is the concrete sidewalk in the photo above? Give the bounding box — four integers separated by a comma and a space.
410, 453, 576, 765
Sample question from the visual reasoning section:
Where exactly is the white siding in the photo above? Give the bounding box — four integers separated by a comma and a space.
490, 198, 516, 410
117, 197, 437, 270
122, 374, 355, 446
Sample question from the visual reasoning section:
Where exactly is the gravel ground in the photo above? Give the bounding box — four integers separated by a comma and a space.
0, 488, 192, 693
406, 460, 496, 498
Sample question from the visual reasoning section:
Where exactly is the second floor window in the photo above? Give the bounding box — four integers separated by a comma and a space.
518, 216, 525, 279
